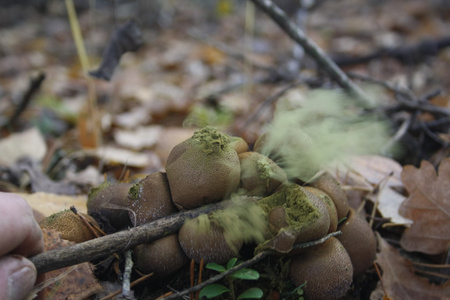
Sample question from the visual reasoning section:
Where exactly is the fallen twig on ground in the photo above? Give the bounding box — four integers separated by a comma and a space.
30, 200, 231, 274
250, 0, 371, 105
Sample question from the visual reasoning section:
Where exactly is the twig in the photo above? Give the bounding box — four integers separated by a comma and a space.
333, 36, 450, 66
99, 272, 153, 300
5, 72, 45, 128
30, 200, 231, 274
122, 250, 134, 299
160, 231, 341, 300
250, 0, 371, 106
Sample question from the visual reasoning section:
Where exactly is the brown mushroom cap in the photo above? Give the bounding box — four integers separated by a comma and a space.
303, 186, 338, 233
166, 127, 240, 210
257, 184, 330, 254
133, 234, 189, 277
178, 214, 243, 264
229, 136, 249, 154
128, 172, 177, 226
40, 210, 99, 243
337, 208, 377, 276
311, 172, 349, 220
239, 151, 287, 197
289, 237, 353, 300
87, 182, 133, 232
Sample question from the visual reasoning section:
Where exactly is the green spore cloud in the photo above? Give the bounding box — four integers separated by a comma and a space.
260, 89, 391, 181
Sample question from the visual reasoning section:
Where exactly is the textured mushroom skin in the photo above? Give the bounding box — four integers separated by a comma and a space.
166, 127, 240, 210
311, 172, 349, 220
134, 234, 189, 277
87, 182, 133, 232
337, 208, 377, 276
178, 214, 243, 264
40, 210, 99, 243
239, 151, 287, 197
289, 237, 353, 300
128, 172, 177, 226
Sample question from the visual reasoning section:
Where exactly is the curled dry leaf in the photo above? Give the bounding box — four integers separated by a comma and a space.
399, 158, 450, 255
371, 235, 450, 300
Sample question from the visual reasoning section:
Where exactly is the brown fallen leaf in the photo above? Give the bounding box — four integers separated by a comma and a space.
33, 228, 102, 300
399, 158, 450, 255
371, 235, 450, 300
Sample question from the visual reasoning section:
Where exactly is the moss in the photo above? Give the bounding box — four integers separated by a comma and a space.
258, 184, 320, 229
88, 181, 112, 201
128, 182, 142, 201
191, 126, 230, 155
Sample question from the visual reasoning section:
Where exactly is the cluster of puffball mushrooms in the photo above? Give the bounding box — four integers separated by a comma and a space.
41, 126, 377, 300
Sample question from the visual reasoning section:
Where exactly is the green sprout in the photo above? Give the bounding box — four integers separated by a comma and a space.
199, 258, 264, 300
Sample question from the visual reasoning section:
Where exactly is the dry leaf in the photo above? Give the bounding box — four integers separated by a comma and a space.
0, 127, 46, 167
399, 158, 450, 255
371, 235, 450, 300
88, 146, 151, 168
338, 155, 410, 224
34, 229, 102, 300
22, 192, 88, 221
114, 125, 163, 150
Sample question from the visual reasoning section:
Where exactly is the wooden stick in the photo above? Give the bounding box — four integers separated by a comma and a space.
30, 200, 231, 274
250, 0, 371, 106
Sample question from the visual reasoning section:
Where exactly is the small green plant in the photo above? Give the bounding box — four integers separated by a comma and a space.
199, 258, 263, 300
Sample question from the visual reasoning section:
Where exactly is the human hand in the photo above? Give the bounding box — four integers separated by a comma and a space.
0, 192, 44, 300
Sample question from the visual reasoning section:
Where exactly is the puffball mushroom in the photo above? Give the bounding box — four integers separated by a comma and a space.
166, 126, 240, 210
257, 184, 330, 254
178, 214, 243, 264
133, 234, 189, 277
87, 182, 133, 232
337, 208, 377, 276
128, 172, 177, 226
311, 172, 349, 220
40, 210, 100, 243
289, 237, 353, 300
303, 186, 338, 233
238, 151, 287, 197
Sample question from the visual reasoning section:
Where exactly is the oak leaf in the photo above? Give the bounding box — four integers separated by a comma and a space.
371, 235, 450, 300
399, 158, 450, 255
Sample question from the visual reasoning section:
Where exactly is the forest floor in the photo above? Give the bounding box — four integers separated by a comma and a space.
0, 0, 449, 299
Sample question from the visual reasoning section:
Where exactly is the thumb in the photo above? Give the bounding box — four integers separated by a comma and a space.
0, 255, 37, 300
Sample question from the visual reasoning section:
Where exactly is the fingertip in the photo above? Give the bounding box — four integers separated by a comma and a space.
0, 255, 37, 300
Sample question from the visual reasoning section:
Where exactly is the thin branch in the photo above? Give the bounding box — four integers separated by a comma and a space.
30, 200, 231, 274
250, 0, 371, 106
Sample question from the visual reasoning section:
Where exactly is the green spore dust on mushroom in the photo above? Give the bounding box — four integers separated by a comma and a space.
191, 126, 230, 155
258, 184, 321, 229
183, 195, 268, 252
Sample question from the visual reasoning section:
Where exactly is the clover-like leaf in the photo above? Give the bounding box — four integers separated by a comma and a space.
227, 257, 238, 270
237, 287, 264, 299
199, 284, 230, 299
206, 262, 227, 273
230, 268, 260, 280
